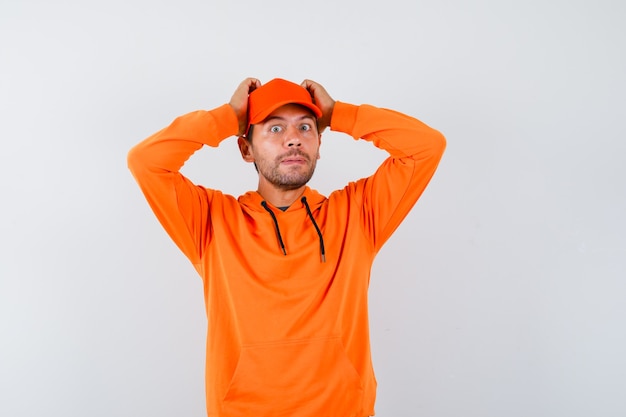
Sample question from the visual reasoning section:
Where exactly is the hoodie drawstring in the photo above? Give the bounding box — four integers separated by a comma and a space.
301, 197, 326, 263
261, 201, 287, 256
260, 198, 327, 262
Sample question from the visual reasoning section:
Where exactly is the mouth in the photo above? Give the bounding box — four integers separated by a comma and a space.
280, 153, 308, 165
282, 157, 306, 164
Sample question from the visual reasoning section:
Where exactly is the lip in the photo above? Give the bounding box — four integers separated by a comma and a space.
281, 159, 306, 165
280, 155, 308, 164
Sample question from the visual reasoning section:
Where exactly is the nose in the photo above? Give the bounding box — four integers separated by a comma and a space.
285, 125, 302, 147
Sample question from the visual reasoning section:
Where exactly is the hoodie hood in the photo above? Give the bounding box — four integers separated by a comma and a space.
238, 186, 327, 212
238, 186, 328, 262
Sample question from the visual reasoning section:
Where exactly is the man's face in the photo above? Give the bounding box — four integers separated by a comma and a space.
240, 104, 321, 191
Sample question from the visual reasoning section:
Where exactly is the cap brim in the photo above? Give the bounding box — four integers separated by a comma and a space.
249, 100, 323, 125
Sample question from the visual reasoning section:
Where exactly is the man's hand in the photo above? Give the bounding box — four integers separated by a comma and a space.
301, 79, 335, 133
229, 77, 261, 137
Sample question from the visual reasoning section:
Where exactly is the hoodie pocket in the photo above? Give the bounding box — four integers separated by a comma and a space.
222, 336, 364, 417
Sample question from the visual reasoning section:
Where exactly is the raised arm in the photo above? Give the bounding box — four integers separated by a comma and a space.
127, 78, 260, 266
330, 100, 446, 250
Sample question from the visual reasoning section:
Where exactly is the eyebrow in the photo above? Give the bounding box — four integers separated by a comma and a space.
263, 114, 316, 124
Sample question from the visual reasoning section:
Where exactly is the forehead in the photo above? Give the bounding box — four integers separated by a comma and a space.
262, 103, 316, 122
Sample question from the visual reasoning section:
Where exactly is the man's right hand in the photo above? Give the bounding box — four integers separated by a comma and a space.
229, 77, 261, 137
301, 79, 335, 134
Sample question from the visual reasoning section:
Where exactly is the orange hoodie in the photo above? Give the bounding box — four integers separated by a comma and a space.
128, 101, 445, 417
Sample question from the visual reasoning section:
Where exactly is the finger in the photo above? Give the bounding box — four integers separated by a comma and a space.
300, 79, 316, 94
246, 78, 262, 94
236, 78, 258, 96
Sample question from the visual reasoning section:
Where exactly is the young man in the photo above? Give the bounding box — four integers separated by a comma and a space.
128, 77, 446, 417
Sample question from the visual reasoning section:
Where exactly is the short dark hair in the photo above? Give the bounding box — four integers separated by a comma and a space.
242, 125, 259, 172
245, 125, 255, 142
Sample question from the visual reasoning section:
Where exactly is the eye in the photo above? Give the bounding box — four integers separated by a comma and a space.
270, 125, 283, 133
300, 124, 312, 132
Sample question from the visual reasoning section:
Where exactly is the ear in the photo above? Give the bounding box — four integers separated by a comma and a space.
316, 133, 322, 160
237, 136, 255, 163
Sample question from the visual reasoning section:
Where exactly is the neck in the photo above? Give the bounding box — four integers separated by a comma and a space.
257, 182, 307, 208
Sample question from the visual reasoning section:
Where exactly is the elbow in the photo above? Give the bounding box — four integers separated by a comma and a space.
126, 146, 137, 172
434, 129, 447, 155
126, 142, 145, 174
421, 128, 446, 160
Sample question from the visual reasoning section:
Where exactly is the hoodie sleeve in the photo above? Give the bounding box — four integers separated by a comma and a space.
127, 104, 239, 266
330, 101, 446, 251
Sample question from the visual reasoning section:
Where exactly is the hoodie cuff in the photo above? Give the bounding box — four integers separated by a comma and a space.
204, 103, 240, 146
329, 101, 359, 138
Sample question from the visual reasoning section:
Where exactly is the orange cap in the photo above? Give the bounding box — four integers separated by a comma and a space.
247, 78, 322, 128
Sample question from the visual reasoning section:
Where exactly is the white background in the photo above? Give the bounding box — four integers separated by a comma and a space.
1, 0, 625, 416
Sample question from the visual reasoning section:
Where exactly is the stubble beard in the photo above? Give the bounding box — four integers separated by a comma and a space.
258, 151, 318, 191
